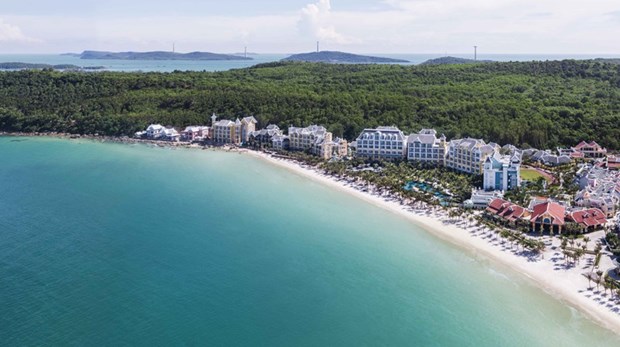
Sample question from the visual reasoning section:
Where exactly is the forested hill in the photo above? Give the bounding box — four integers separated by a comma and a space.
282, 51, 409, 63
1, 60, 620, 149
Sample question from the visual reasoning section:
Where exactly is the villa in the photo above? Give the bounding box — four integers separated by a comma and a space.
355, 126, 407, 160
140, 124, 180, 141
181, 126, 210, 142
483, 152, 522, 191
161, 127, 180, 142
407, 129, 448, 166
146, 124, 165, 139
446, 138, 498, 175
211, 114, 257, 145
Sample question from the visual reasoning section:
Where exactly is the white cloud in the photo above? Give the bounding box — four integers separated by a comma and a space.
2, 1, 620, 54
0, 18, 39, 42
297, 0, 360, 45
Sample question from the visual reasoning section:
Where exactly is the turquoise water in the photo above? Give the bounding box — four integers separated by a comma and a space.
1, 54, 619, 72
1, 137, 620, 346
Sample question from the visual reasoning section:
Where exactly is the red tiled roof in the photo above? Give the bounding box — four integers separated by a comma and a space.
487, 198, 508, 213
499, 205, 527, 221
574, 141, 589, 150
530, 202, 565, 225
574, 141, 605, 152
570, 151, 585, 158
486, 199, 527, 222
567, 209, 607, 227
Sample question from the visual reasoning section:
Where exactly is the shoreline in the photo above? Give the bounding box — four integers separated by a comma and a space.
5, 133, 620, 335
243, 150, 620, 335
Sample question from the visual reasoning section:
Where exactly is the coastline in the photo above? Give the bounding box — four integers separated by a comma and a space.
4, 133, 620, 335
243, 150, 620, 335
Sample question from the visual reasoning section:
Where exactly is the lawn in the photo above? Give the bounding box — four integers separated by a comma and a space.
521, 168, 549, 182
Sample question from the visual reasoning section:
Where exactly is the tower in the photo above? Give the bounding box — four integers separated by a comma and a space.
211, 113, 217, 126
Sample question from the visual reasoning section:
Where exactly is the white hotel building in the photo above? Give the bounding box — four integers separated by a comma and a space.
407, 129, 448, 166
483, 152, 522, 191
446, 138, 498, 174
355, 126, 407, 160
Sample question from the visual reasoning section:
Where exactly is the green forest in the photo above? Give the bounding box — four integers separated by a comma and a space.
1, 60, 620, 149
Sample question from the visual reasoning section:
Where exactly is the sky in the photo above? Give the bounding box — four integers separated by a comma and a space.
1, 0, 619, 54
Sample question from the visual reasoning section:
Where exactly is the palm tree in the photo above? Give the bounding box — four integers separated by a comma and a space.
584, 236, 590, 249
586, 272, 593, 289
560, 237, 568, 252
596, 270, 604, 291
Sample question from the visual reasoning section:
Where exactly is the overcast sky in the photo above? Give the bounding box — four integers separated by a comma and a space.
1, 0, 619, 54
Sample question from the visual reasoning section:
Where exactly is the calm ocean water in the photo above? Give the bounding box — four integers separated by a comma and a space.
0, 53, 618, 72
1, 136, 620, 345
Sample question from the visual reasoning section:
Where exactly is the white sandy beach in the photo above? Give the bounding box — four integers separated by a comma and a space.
244, 150, 620, 335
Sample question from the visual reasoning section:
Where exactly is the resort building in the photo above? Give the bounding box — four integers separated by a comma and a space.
211, 114, 257, 145
355, 126, 407, 160
446, 138, 498, 175
332, 138, 349, 158
146, 124, 165, 139
573, 141, 607, 159
407, 129, 448, 166
557, 147, 585, 160
566, 208, 607, 233
140, 124, 179, 141
288, 125, 332, 152
483, 152, 522, 191
524, 149, 571, 167
607, 155, 620, 170
463, 189, 504, 209
181, 126, 210, 142
272, 135, 290, 151
248, 125, 283, 148
486, 198, 529, 226
318, 138, 349, 160
161, 127, 180, 142
574, 164, 620, 218
529, 201, 565, 234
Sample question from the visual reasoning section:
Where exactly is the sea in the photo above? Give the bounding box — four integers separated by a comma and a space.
1, 136, 620, 346
0, 53, 619, 72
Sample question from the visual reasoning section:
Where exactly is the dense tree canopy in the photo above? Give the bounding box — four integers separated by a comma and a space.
1, 60, 620, 149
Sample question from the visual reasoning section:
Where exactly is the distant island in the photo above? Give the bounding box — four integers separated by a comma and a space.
420, 56, 493, 66
282, 51, 409, 63
77, 50, 253, 61
0, 62, 105, 70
